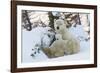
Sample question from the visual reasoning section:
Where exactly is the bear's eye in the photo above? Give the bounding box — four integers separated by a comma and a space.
57, 26, 59, 30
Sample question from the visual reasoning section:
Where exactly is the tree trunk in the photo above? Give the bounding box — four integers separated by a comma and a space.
24, 10, 32, 31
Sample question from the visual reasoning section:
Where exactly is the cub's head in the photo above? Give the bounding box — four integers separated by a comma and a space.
54, 19, 65, 30
55, 34, 62, 40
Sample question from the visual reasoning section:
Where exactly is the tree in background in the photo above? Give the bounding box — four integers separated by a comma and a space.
22, 10, 32, 31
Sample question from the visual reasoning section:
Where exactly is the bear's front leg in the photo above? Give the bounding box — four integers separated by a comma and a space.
54, 50, 64, 58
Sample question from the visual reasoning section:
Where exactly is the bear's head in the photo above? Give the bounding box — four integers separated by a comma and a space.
54, 19, 70, 34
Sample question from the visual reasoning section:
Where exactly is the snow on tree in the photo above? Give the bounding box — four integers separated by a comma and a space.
28, 11, 49, 27
79, 14, 90, 41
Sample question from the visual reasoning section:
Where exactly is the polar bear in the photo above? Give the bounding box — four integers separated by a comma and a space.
54, 19, 80, 53
42, 34, 68, 58
42, 19, 80, 58
43, 33, 80, 58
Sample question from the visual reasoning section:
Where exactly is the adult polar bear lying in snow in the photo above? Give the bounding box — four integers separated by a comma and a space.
43, 19, 80, 58
43, 34, 68, 58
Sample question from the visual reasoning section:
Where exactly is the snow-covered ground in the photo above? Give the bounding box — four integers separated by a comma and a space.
22, 25, 90, 63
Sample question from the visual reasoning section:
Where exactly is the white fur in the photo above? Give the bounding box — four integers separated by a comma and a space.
54, 19, 80, 54
43, 19, 80, 58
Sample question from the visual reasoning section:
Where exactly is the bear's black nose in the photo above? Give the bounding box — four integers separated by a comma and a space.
57, 26, 59, 30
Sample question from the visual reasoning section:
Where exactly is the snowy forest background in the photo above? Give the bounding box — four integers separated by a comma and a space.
22, 10, 90, 63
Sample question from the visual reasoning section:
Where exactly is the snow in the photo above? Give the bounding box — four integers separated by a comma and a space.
22, 25, 90, 63
22, 26, 55, 62
28, 11, 50, 26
